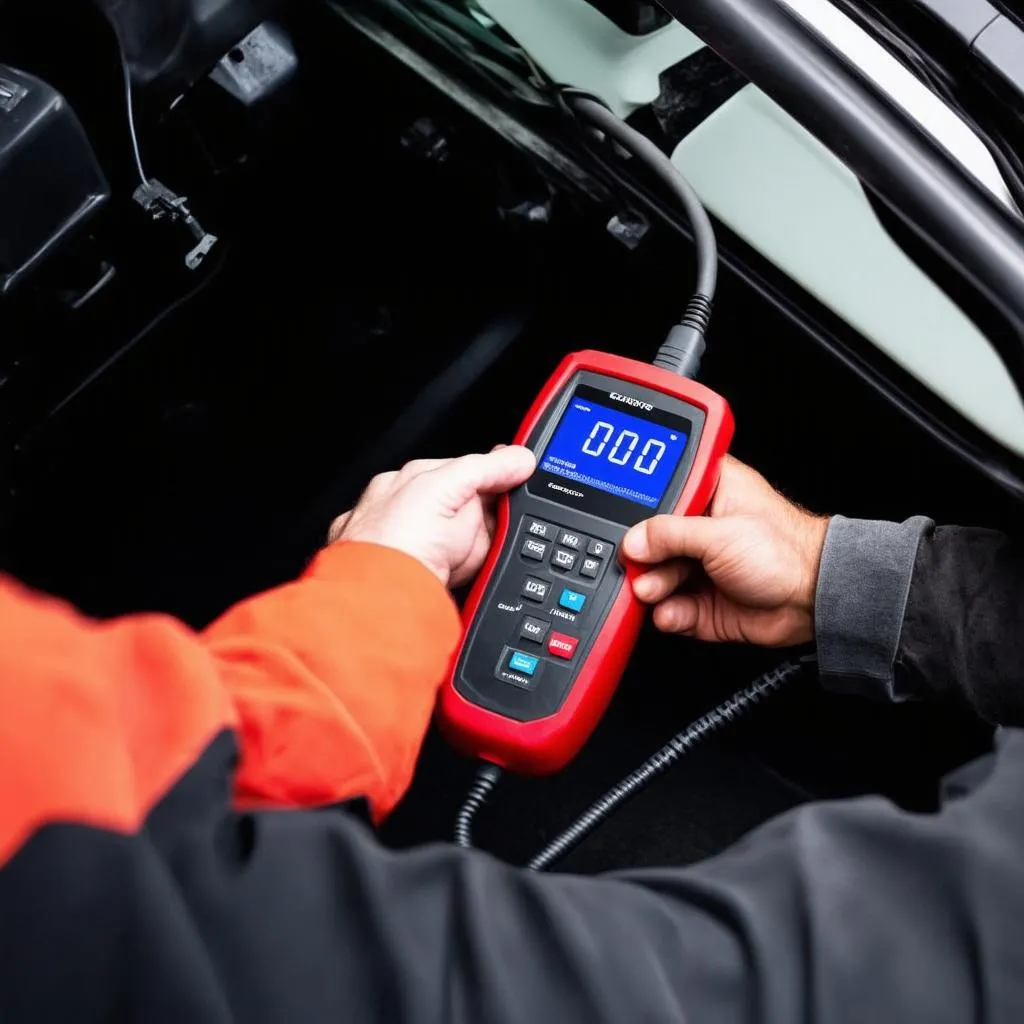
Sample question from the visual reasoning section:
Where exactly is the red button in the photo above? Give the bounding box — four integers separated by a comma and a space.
547, 632, 579, 659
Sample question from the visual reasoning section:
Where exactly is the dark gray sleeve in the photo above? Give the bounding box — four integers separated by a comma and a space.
814, 515, 931, 699
215, 730, 1024, 1023
814, 516, 1024, 726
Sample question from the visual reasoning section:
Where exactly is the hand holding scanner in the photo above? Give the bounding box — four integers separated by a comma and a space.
439, 350, 733, 774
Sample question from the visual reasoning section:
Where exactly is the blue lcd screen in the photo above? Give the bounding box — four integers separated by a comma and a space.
539, 396, 690, 509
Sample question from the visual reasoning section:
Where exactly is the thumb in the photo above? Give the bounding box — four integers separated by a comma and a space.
431, 446, 536, 508
623, 514, 727, 565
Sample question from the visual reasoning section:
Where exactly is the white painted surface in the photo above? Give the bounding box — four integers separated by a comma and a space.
477, 0, 703, 118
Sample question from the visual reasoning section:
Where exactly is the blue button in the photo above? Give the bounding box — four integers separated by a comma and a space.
508, 651, 539, 676
559, 588, 587, 613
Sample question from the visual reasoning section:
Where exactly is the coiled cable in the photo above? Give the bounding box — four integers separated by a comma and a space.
453, 762, 504, 848
526, 659, 805, 871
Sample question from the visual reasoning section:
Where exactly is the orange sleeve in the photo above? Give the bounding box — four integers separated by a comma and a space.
0, 577, 237, 867
0, 542, 460, 866
202, 541, 461, 818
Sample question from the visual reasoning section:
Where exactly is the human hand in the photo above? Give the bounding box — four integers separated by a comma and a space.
621, 456, 829, 646
327, 447, 536, 587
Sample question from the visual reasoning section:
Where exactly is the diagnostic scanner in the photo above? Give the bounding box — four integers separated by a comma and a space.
439, 349, 734, 774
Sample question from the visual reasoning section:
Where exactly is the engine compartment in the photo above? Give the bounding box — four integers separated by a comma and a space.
0, 2, 1013, 869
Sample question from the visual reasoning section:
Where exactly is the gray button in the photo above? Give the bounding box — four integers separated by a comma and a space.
559, 531, 582, 550
580, 557, 601, 579
526, 520, 555, 541
521, 576, 551, 602
552, 548, 577, 572
521, 537, 548, 561
587, 538, 611, 558
519, 616, 550, 644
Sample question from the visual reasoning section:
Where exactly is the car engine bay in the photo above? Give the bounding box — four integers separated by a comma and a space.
0, 0, 1020, 869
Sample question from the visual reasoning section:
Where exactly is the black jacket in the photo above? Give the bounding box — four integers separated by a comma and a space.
3, 518, 1023, 1022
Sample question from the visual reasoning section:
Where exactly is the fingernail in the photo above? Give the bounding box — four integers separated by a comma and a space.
634, 574, 656, 600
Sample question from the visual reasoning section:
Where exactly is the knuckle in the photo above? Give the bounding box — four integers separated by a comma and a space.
395, 462, 429, 485
369, 470, 397, 490
447, 453, 488, 491
648, 514, 681, 548
642, 516, 665, 540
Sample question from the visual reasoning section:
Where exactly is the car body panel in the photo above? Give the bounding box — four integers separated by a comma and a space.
477, 0, 703, 118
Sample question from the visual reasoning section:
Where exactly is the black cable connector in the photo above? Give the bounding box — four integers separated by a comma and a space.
453, 763, 504, 848
119, 38, 217, 270
526, 659, 805, 871
653, 295, 713, 377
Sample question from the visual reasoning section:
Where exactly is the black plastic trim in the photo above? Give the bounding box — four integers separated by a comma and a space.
908, 0, 1000, 45
972, 16, 1024, 105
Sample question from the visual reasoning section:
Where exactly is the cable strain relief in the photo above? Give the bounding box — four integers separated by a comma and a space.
653, 294, 712, 378
653, 324, 707, 379
681, 294, 713, 334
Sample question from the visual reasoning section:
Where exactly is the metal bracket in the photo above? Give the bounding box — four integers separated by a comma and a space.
132, 178, 218, 270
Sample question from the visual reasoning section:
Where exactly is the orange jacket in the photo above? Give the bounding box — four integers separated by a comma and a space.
0, 541, 460, 870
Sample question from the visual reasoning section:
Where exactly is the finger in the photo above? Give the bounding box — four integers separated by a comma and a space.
396, 458, 451, 481
490, 443, 508, 452
719, 454, 756, 479
632, 559, 693, 603
652, 594, 702, 635
430, 447, 536, 508
653, 592, 731, 643
656, 592, 730, 641
327, 511, 352, 544
450, 523, 493, 588
622, 515, 726, 565
710, 456, 789, 518
482, 497, 497, 537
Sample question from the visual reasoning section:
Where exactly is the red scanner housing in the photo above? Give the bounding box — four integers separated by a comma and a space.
439, 350, 734, 774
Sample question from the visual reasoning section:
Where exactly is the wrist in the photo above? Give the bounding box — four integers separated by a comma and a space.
341, 532, 450, 587
795, 512, 831, 619
315, 537, 450, 588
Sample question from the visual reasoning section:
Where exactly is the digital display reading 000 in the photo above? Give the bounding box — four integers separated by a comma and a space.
539, 395, 690, 509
